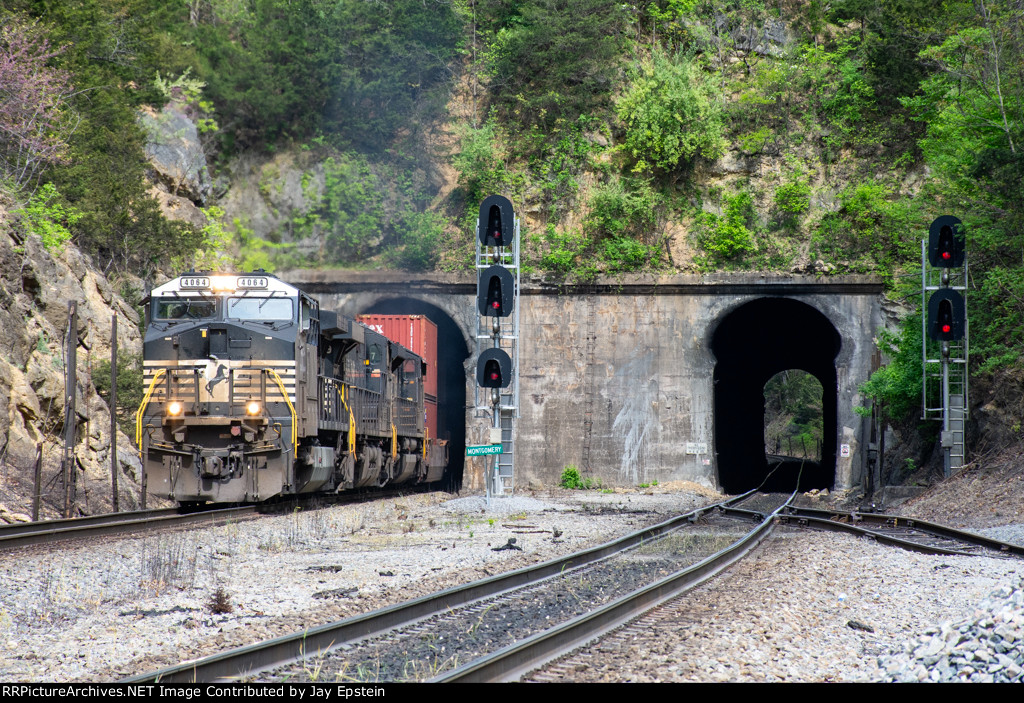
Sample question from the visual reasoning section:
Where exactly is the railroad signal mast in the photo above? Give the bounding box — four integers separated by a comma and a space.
475, 195, 520, 499
923, 215, 968, 477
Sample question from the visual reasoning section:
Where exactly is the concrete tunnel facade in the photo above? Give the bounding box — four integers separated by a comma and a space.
290, 271, 884, 494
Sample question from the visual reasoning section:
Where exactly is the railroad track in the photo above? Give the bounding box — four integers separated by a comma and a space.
778, 506, 1024, 558
0, 505, 257, 551
519, 503, 1024, 684
122, 490, 770, 683
0, 485, 436, 552
429, 493, 792, 683
120, 492, 1024, 684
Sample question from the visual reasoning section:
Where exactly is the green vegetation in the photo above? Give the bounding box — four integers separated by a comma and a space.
694, 190, 757, 266
857, 315, 923, 424
479, 0, 626, 134
1, 0, 1022, 424
452, 121, 514, 209
559, 465, 601, 490
13, 183, 81, 253
811, 181, 918, 274
616, 52, 727, 172
92, 352, 144, 437
764, 370, 824, 459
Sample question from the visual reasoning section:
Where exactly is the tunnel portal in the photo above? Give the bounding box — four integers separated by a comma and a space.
359, 298, 470, 491
711, 297, 842, 494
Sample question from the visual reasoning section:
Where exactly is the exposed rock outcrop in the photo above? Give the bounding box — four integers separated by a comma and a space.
138, 103, 212, 204
218, 150, 326, 257
0, 204, 146, 518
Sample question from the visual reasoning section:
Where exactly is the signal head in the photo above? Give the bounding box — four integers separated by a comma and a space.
478, 195, 516, 248
927, 288, 965, 342
478, 265, 514, 318
928, 215, 965, 268
477, 347, 512, 389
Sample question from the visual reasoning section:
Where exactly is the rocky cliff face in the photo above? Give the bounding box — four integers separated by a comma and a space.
0, 200, 147, 521
139, 101, 213, 230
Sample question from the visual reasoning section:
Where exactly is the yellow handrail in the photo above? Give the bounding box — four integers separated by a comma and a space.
135, 369, 167, 454
340, 384, 356, 458
267, 369, 298, 455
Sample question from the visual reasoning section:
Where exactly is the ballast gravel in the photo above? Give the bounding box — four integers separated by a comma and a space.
0, 485, 1021, 683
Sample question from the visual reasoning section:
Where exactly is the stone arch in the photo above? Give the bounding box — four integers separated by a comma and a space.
710, 297, 842, 493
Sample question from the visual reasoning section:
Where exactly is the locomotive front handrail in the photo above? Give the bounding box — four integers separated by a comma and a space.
267, 368, 298, 454
135, 369, 167, 453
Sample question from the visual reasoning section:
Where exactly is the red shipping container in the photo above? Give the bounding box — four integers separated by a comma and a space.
357, 315, 439, 439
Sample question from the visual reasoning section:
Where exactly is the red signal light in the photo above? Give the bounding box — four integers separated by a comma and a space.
942, 251, 951, 260
942, 323, 951, 333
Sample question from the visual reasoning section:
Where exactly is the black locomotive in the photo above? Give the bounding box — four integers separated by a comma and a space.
136, 272, 448, 503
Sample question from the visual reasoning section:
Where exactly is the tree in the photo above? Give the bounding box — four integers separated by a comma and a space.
893, 3, 1024, 373
481, 0, 626, 134
0, 15, 76, 191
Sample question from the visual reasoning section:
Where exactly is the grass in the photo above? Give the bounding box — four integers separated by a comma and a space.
559, 464, 603, 490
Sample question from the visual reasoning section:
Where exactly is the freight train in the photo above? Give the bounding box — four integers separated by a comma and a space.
136, 272, 448, 504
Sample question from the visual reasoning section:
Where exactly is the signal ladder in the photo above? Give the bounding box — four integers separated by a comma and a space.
581, 298, 597, 475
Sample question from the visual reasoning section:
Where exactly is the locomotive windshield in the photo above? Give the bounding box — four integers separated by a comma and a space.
155, 297, 217, 320
226, 296, 294, 321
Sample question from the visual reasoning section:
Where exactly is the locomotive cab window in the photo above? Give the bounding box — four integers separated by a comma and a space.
226, 296, 293, 321
367, 344, 383, 368
403, 360, 420, 385
155, 297, 217, 320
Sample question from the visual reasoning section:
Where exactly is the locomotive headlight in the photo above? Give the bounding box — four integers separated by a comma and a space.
167, 401, 184, 416
246, 400, 261, 416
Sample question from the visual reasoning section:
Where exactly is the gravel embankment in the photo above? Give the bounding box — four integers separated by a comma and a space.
536, 526, 1023, 682
1, 486, 1021, 683
0, 488, 706, 682
878, 576, 1024, 682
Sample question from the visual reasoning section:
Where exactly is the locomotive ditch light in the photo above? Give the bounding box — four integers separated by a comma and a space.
167, 401, 184, 417
246, 400, 261, 416
928, 215, 965, 268
478, 195, 515, 247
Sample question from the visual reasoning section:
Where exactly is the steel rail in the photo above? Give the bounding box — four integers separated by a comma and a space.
122, 491, 757, 683
0, 484, 426, 552
432, 496, 790, 682
779, 507, 1024, 558
0, 505, 256, 551
0, 507, 179, 537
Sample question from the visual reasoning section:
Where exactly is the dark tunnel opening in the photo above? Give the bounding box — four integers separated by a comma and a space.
359, 299, 469, 491
711, 298, 841, 494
